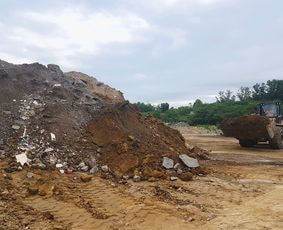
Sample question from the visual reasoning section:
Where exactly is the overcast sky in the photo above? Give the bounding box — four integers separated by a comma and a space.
1, 0, 283, 106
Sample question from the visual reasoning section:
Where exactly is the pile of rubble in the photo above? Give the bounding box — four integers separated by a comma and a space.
0, 59, 208, 181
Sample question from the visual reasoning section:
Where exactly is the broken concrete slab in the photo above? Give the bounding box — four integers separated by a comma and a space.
162, 157, 174, 169
179, 154, 199, 168
15, 153, 29, 166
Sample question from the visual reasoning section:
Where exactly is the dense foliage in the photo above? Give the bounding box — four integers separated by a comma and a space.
135, 79, 283, 125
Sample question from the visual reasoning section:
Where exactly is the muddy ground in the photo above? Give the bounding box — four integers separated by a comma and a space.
1, 131, 283, 230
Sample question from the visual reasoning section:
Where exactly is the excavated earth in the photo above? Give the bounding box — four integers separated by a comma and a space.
220, 115, 271, 141
2, 60, 282, 230
1, 128, 283, 229
0, 60, 206, 181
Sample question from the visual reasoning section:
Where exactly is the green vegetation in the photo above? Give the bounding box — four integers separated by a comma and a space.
135, 79, 283, 125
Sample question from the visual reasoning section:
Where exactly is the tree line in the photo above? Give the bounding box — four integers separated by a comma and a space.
135, 79, 283, 125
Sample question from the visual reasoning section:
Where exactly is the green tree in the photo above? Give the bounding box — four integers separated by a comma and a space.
216, 90, 236, 103
193, 99, 203, 109
252, 83, 267, 100
160, 103, 169, 112
265, 79, 283, 101
135, 102, 155, 112
237, 87, 252, 101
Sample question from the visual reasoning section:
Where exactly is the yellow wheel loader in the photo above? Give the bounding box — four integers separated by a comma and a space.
220, 102, 283, 149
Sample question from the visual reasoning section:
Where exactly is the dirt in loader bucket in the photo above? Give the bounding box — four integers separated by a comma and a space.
220, 115, 271, 141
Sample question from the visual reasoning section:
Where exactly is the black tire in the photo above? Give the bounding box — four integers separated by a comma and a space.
239, 139, 257, 147
269, 127, 283, 149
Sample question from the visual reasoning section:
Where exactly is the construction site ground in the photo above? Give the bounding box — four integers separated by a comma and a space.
1, 129, 283, 230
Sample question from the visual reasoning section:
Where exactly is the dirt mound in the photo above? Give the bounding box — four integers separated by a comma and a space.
0, 59, 205, 181
64, 71, 124, 104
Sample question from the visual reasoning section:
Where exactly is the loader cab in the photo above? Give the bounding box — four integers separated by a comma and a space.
259, 103, 279, 118
258, 102, 282, 123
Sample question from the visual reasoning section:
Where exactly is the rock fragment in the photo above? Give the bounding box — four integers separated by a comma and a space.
179, 154, 199, 168
56, 163, 63, 168
81, 165, 89, 172
101, 165, 109, 172
177, 168, 183, 175
12, 125, 21, 130
133, 175, 141, 182
44, 147, 54, 153
170, 176, 178, 181
162, 157, 174, 169
27, 172, 34, 179
174, 163, 180, 169
90, 166, 99, 174
50, 133, 56, 142
78, 162, 86, 168
15, 153, 29, 166
179, 172, 193, 181
80, 174, 92, 182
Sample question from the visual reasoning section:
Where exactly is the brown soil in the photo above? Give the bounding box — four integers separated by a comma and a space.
0, 60, 203, 180
220, 115, 271, 140
86, 108, 191, 178
1, 60, 283, 229
1, 131, 283, 229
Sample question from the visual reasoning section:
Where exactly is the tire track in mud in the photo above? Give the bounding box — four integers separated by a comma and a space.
24, 177, 193, 230
203, 185, 283, 230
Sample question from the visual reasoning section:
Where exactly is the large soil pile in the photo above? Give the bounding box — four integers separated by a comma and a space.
0, 60, 206, 180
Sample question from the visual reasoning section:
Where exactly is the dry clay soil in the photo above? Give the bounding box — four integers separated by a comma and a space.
1, 130, 283, 229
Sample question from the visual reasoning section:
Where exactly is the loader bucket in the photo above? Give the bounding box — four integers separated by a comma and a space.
220, 115, 272, 142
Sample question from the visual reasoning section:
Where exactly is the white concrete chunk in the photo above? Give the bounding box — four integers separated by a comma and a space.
179, 154, 199, 168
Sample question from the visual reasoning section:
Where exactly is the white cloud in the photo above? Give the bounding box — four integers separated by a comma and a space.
0, 7, 152, 68
134, 0, 234, 11
0, 52, 36, 65
133, 73, 147, 80
0, 6, 193, 68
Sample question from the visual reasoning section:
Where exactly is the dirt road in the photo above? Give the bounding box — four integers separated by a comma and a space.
186, 134, 283, 229
1, 132, 283, 229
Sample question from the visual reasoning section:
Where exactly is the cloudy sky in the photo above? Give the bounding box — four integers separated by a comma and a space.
1, 0, 283, 106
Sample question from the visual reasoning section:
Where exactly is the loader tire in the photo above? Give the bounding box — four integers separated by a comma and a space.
269, 127, 283, 149
239, 139, 257, 147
